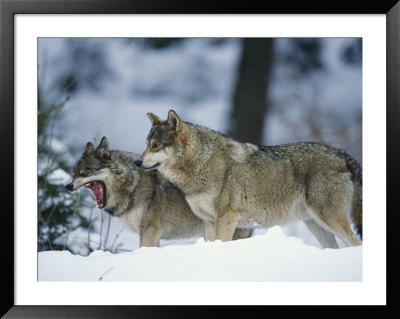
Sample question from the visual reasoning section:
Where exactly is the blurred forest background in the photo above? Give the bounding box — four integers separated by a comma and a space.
38, 38, 362, 254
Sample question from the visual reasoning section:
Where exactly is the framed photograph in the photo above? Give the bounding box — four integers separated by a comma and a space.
1, 0, 398, 317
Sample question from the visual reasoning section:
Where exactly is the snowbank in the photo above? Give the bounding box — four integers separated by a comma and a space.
38, 226, 361, 282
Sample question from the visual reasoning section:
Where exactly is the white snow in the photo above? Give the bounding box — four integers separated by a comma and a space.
47, 167, 71, 185
38, 226, 361, 282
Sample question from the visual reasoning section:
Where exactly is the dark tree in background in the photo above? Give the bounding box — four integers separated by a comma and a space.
341, 38, 362, 66
228, 38, 274, 145
287, 38, 324, 74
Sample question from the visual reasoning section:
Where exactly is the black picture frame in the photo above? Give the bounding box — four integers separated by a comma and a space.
1, 0, 399, 317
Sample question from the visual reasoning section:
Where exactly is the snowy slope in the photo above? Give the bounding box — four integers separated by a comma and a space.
38, 226, 362, 282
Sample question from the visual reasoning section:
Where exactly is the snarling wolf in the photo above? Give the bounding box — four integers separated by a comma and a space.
134, 110, 362, 248
66, 137, 251, 247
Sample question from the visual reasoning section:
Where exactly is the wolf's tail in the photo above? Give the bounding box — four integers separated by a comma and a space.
345, 154, 362, 239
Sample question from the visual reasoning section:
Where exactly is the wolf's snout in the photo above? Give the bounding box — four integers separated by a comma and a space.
134, 160, 143, 168
65, 183, 74, 191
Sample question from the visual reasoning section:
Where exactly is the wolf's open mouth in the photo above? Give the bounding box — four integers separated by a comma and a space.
142, 162, 160, 171
85, 182, 106, 208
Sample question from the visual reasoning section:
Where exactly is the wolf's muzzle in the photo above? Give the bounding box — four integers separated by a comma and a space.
65, 183, 74, 191
134, 160, 143, 168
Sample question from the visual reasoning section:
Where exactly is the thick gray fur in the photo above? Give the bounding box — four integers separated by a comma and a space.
138, 110, 362, 248
67, 137, 251, 247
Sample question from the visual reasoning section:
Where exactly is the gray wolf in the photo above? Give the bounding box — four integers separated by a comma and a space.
65, 137, 251, 247
134, 110, 362, 248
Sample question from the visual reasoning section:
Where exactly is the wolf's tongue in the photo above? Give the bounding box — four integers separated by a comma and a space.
93, 183, 102, 198
90, 182, 104, 207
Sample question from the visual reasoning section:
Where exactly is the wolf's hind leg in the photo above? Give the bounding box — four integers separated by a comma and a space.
139, 224, 163, 248
306, 174, 361, 247
304, 219, 339, 249
308, 212, 361, 247
232, 228, 252, 240
216, 209, 240, 241
330, 216, 361, 247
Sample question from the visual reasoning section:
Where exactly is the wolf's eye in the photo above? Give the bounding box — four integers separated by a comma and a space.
151, 142, 159, 149
79, 170, 88, 176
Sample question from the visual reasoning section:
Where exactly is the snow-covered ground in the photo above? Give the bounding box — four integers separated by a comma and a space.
38, 226, 361, 282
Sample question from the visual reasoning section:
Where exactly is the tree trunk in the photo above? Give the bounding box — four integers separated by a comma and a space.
228, 38, 274, 145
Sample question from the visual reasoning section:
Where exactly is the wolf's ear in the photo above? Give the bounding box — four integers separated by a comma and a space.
147, 113, 161, 126
167, 110, 182, 132
84, 142, 95, 155
96, 136, 110, 157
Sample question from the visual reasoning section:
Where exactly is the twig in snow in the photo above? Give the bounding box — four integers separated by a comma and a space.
98, 210, 104, 250
98, 267, 115, 281
87, 206, 94, 256
110, 228, 124, 253
63, 194, 80, 250
103, 214, 112, 251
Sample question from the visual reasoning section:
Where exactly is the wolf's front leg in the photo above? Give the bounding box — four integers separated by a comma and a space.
204, 221, 216, 241
139, 224, 163, 247
216, 209, 240, 241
